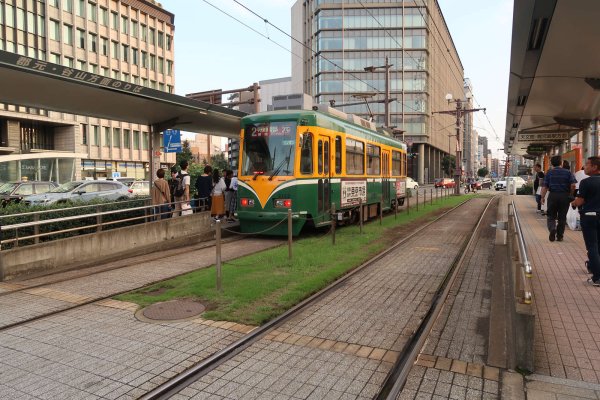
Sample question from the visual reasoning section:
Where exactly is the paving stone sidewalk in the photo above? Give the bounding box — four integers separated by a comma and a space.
173, 198, 490, 399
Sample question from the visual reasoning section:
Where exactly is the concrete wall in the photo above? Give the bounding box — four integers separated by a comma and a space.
0, 212, 215, 282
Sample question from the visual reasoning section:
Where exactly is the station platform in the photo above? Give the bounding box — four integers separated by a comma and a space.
513, 195, 600, 398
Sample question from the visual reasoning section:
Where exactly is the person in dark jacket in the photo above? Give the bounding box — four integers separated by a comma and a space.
533, 164, 545, 213
195, 165, 213, 211
541, 155, 576, 242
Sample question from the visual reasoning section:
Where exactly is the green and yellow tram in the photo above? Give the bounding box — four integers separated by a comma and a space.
236, 107, 408, 235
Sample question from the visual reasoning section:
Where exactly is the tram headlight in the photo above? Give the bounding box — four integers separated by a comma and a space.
241, 198, 255, 207
274, 199, 292, 208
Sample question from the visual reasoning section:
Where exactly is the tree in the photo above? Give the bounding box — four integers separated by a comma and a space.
477, 167, 489, 178
176, 139, 193, 167
210, 152, 229, 172
441, 155, 456, 177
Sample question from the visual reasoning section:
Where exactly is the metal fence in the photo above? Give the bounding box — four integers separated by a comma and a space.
507, 200, 533, 304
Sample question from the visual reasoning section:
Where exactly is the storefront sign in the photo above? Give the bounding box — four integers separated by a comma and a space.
519, 133, 570, 141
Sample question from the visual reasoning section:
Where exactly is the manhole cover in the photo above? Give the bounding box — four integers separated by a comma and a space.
142, 299, 205, 321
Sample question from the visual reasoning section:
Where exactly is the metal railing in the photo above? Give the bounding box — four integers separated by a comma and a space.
0, 197, 211, 249
508, 200, 533, 304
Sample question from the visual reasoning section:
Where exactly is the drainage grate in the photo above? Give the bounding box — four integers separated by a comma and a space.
142, 299, 205, 321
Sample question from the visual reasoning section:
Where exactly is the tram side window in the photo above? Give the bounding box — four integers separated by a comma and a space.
346, 138, 364, 175
392, 151, 402, 176
367, 144, 381, 175
318, 139, 323, 174
335, 136, 342, 174
324, 140, 330, 174
300, 132, 313, 175
402, 152, 407, 176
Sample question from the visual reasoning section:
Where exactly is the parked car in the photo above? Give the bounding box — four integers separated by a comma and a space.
434, 178, 456, 188
129, 181, 150, 196
477, 178, 493, 189
495, 176, 526, 191
405, 177, 419, 191
0, 181, 58, 207
25, 180, 133, 206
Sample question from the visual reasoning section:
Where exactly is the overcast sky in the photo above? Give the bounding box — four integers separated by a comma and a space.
159, 0, 512, 157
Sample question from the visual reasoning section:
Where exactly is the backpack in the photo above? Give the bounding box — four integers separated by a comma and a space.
173, 172, 186, 197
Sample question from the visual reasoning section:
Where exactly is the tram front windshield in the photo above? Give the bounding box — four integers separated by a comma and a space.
242, 121, 296, 177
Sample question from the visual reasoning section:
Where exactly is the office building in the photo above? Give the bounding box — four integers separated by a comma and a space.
0, 0, 175, 183
291, 0, 464, 183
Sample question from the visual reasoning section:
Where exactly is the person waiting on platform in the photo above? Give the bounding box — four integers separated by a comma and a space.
210, 168, 226, 220
195, 165, 213, 212
541, 155, 576, 242
151, 168, 171, 220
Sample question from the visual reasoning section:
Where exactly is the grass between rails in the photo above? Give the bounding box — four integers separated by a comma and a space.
114, 194, 473, 326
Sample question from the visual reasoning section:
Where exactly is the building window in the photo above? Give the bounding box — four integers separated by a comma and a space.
104, 127, 110, 146
49, 0, 59, 8
82, 124, 88, 145
142, 132, 148, 150
50, 53, 60, 64
64, 57, 74, 68
166, 34, 172, 51
77, 29, 85, 48
4, 6, 14, 28
63, 0, 73, 13
89, 33, 97, 53
111, 41, 118, 59
76, 0, 84, 17
77, 59, 85, 70
111, 11, 118, 30
121, 44, 128, 62
157, 31, 164, 48
131, 20, 138, 38
149, 54, 156, 70
149, 27, 155, 45
101, 37, 108, 55
167, 60, 173, 76
20, 122, 54, 151
37, 15, 46, 37
100, 7, 108, 25
63, 24, 73, 45
121, 16, 128, 34
167, 85, 173, 94
111, 69, 118, 79
88, 64, 98, 73
16, 7, 25, 31
123, 129, 130, 149
88, 2, 97, 22
131, 48, 138, 65
49, 19, 60, 41
141, 51, 147, 68
92, 125, 100, 146
101, 66, 108, 77
141, 24, 147, 42
133, 130, 140, 150
158, 57, 164, 74
112, 128, 121, 147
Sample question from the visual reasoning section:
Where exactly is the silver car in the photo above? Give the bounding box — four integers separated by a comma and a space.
129, 181, 150, 196
25, 180, 133, 205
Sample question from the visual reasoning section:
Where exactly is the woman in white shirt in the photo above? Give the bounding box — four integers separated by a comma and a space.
210, 169, 226, 219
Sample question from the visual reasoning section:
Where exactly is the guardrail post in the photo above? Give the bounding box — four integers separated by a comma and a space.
430, 189, 433, 206
394, 197, 398, 219
380, 198, 383, 225
416, 190, 419, 212
359, 198, 363, 233
96, 206, 102, 232
216, 219, 222, 292
288, 209, 293, 260
33, 214, 40, 244
331, 202, 336, 245
407, 193, 410, 215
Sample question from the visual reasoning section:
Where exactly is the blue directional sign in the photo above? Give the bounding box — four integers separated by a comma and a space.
163, 129, 182, 153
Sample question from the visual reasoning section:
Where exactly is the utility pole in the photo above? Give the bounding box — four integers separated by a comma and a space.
433, 96, 485, 194
364, 56, 393, 128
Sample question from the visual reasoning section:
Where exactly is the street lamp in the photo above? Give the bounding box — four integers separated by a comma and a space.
364, 56, 393, 128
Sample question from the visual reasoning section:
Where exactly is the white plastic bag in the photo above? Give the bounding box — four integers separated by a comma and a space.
567, 206, 580, 231
541, 192, 549, 213
181, 203, 193, 216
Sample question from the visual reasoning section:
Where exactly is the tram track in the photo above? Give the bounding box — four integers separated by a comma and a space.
140, 195, 494, 400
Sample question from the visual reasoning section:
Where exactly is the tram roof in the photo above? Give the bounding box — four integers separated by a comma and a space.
0, 50, 245, 137
242, 110, 407, 151
505, 0, 600, 157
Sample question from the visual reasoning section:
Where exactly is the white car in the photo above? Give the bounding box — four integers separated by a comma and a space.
495, 177, 526, 191
129, 181, 150, 196
405, 177, 419, 190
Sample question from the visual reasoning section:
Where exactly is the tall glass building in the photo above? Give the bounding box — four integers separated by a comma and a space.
292, 0, 465, 183
0, 0, 175, 183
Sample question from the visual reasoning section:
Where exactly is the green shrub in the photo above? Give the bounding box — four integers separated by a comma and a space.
0, 198, 150, 249
517, 184, 533, 195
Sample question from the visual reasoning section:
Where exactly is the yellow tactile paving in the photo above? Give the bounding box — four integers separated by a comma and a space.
415, 352, 500, 382
96, 299, 139, 312
0, 282, 26, 291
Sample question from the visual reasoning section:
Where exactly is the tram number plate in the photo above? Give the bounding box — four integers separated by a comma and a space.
341, 181, 367, 207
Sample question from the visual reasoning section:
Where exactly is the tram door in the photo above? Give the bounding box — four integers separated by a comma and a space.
382, 150, 391, 207
317, 136, 331, 221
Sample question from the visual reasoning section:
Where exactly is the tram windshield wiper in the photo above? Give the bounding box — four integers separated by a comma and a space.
269, 146, 293, 180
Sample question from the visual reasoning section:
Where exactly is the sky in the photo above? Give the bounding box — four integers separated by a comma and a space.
159, 0, 513, 158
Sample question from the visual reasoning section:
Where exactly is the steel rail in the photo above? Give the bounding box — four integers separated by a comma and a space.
378, 195, 497, 400
140, 196, 476, 400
